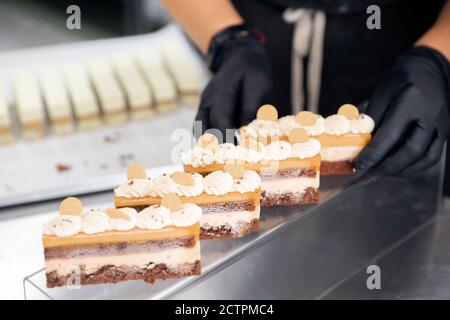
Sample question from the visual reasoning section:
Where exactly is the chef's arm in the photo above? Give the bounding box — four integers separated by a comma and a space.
161, 0, 243, 53
417, 0, 450, 61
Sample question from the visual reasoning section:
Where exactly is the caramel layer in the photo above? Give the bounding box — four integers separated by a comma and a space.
316, 134, 371, 147
115, 190, 261, 208
240, 129, 371, 148
43, 223, 199, 248
184, 155, 321, 174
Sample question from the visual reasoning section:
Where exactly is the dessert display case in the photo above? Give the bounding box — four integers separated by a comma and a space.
23, 161, 443, 299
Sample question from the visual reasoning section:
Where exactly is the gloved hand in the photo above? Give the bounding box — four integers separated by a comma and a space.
355, 46, 450, 177
196, 25, 272, 137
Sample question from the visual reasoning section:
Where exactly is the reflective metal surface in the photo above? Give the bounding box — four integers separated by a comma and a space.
22, 162, 442, 299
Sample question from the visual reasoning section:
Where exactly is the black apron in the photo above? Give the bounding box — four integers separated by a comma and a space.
232, 0, 449, 194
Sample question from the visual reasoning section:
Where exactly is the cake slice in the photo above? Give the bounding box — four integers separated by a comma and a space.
114, 163, 261, 239
182, 129, 321, 206
42, 196, 201, 288
244, 104, 374, 175
112, 53, 154, 120
161, 41, 203, 106
88, 57, 127, 125
12, 69, 45, 140
63, 63, 101, 130
37, 65, 74, 135
315, 104, 374, 175
0, 81, 14, 144
135, 48, 177, 112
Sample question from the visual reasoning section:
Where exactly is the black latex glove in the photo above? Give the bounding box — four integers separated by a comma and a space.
196, 25, 272, 137
355, 46, 450, 177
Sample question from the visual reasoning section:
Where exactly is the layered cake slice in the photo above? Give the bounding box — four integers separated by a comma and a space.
182, 130, 321, 206
243, 104, 374, 175
114, 163, 261, 239
42, 196, 201, 288
315, 104, 374, 175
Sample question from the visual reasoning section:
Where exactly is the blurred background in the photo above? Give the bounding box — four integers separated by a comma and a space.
0, 0, 172, 51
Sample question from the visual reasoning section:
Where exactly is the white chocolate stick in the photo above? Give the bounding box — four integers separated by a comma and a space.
63, 62, 101, 131
161, 41, 202, 106
12, 69, 45, 140
37, 65, 74, 135
88, 57, 127, 125
112, 53, 154, 120
135, 48, 177, 112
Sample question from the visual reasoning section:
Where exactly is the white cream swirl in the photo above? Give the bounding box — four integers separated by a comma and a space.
214, 143, 239, 164
114, 179, 153, 198
170, 203, 202, 227
236, 144, 265, 163
81, 210, 110, 235
203, 170, 233, 195
181, 147, 215, 167
245, 119, 280, 137
277, 115, 325, 136
350, 114, 375, 134
176, 173, 203, 197
43, 215, 81, 237
324, 114, 351, 135
150, 174, 178, 197
136, 205, 172, 230
232, 170, 261, 193
291, 138, 321, 159
264, 141, 292, 160
109, 207, 137, 231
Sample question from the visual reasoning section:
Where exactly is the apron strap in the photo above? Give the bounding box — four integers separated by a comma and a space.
283, 8, 326, 114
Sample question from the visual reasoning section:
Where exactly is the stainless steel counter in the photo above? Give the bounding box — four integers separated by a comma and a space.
18, 161, 443, 299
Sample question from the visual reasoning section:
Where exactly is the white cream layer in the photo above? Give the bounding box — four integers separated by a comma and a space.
200, 209, 260, 228
261, 176, 319, 194
45, 241, 200, 275
320, 146, 364, 162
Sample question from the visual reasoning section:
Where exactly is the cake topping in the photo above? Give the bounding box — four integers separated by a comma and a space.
170, 203, 202, 227
106, 208, 130, 221
59, 197, 83, 216
197, 133, 219, 151
324, 114, 351, 135
43, 215, 81, 237
232, 170, 261, 193
136, 205, 172, 230
296, 111, 318, 126
214, 143, 239, 163
114, 178, 154, 198
289, 128, 309, 144
291, 138, 321, 159
256, 104, 278, 121
150, 174, 178, 197
181, 147, 215, 168
350, 114, 375, 134
264, 141, 292, 160
127, 163, 147, 179
174, 172, 203, 197
337, 104, 359, 120
171, 171, 194, 186
224, 161, 245, 179
241, 137, 264, 152
161, 193, 184, 212
81, 210, 110, 235
108, 207, 137, 231
203, 170, 233, 195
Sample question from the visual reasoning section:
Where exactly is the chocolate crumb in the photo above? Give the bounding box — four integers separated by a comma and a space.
56, 163, 71, 173
128, 180, 134, 185
103, 132, 121, 144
